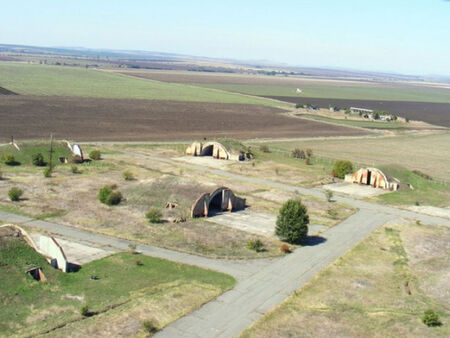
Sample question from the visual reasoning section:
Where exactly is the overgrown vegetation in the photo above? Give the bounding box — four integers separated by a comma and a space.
89, 150, 102, 161
246, 239, 264, 252
98, 185, 122, 206
332, 160, 353, 179
8, 187, 23, 201
146, 208, 163, 223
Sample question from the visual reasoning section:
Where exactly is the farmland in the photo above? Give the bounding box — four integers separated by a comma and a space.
119, 70, 450, 103
0, 63, 285, 107
0, 227, 235, 336
0, 96, 367, 142
241, 221, 450, 337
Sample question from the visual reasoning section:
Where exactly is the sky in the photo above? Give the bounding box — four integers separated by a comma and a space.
1, 0, 450, 76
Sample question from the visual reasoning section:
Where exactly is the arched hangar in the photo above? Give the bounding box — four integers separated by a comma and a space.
191, 187, 246, 217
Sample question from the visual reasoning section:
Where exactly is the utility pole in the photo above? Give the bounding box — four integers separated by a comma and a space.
49, 133, 54, 170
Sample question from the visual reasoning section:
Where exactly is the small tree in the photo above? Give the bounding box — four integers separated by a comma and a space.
32, 153, 46, 166
422, 309, 441, 327
8, 187, 23, 201
275, 199, 309, 243
325, 189, 333, 202
98, 185, 122, 206
80, 305, 90, 317
292, 148, 305, 159
332, 160, 353, 179
1, 153, 17, 166
146, 208, 163, 223
89, 150, 101, 160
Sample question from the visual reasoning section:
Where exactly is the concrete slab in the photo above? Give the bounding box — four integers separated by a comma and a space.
323, 182, 391, 198
207, 210, 276, 236
30, 233, 116, 265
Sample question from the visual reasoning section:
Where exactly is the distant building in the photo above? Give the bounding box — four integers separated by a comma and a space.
350, 107, 373, 114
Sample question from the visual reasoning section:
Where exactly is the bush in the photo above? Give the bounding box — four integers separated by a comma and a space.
80, 305, 90, 317
142, 320, 158, 334
89, 150, 101, 160
246, 239, 264, 252
8, 187, 23, 201
280, 244, 291, 254
0, 168, 2, 180
1, 153, 17, 166
276, 199, 309, 244
304, 158, 311, 165
292, 148, 305, 159
259, 145, 270, 153
332, 160, 353, 179
325, 189, 333, 202
327, 208, 338, 219
422, 309, 441, 327
146, 208, 163, 223
106, 191, 122, 205
98, 185, 122, 206
122, 170, 135, 180
305, 149, 313, 158
32, 153, 46, 166
71, 165, 80, 174
43, 167, 52, 178
70, 155, 83, 163
135, 259, 143, 266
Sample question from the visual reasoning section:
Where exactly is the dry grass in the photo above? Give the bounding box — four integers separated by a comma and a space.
256, 131, 450, 182
241, 220, 450, 337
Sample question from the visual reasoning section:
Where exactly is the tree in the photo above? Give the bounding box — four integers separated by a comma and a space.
332, 160, 353, 179
275, 199, 309, 243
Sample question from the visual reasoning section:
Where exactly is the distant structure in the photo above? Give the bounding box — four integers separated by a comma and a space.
185, 141, 251, 161
191, 187, 246, 217
345, 168, 399, 190
350, 107, 373, 115
296, 88, 303, 93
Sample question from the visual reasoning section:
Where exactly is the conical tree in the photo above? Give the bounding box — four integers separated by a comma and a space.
275, 198, 309, 243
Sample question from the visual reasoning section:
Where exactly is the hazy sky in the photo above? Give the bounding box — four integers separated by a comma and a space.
1, 0, 450, 75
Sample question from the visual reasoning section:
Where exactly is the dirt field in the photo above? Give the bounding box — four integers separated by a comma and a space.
266, 96, 450, 128
0, 96, 366, 142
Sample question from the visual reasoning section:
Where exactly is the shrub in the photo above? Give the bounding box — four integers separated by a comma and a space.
292, 148, 305, 159
32, 153, 46, 166
70, 155, 83, 163
415, 201, 420, 206
276, 199, 309, 244
246, 239, 264, 252
280, 244, 291, 254
98, 185, 122, 206
135, 259, 143, 266
332, 160, 353, 179
422, 309, 441, 327
122, 170, 135, 180
0, 168, 2, 180
1, 153, 17, 166
259, 145, 270, 153
128, 243, 137, 254
142, 320, 158, 334
304, 158, 311, 165
80, 305, 90, 317
295, 103, 302, 109
89, 150, 101, 160
146, 208, 163, 223
8, 187, 23, 201
325, 189, 333, 202
98, 186, 113, 204
305, 149, 313, 158
327, 208, 338, 219
43, 167, 52, 178
71, 165, 80, 174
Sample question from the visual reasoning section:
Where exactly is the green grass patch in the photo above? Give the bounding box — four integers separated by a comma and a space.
374, 165, 450, 207
0, 63, 285, 107
0, 141, 71, 167
193, 83, 450, 103
0, 235, 235, 336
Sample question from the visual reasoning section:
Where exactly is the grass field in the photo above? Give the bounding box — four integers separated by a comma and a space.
241, 221, 450, 337
0, 63, 285, 107
0, 229, 235, 336
255, 132, 450, 183
193, 82, 450, 103
0, 141, 71, 167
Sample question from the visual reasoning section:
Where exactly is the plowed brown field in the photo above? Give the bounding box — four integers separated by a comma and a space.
0, 96, 366, 142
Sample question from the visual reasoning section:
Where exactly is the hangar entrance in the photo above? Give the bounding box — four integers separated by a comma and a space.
208, 190, 224, 216
366, 170, 372, 185
200, 144, 214, 156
